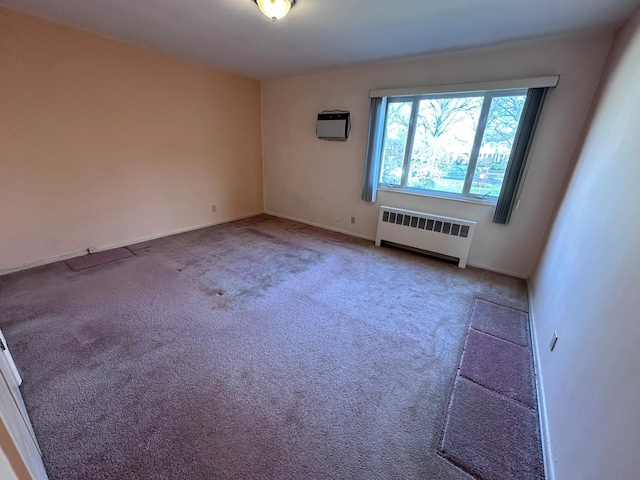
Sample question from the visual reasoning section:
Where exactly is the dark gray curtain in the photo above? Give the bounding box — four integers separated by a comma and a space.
361, 97, 387, 203
493, 88, 548, 224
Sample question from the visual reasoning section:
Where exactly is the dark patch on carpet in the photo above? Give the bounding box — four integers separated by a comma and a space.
126, 240, 155, 253
470, 298, 529, 346
172, 227, 323, 306
441, 377, 543, 480
460, 329, 535, 407
65, 248, 134, 271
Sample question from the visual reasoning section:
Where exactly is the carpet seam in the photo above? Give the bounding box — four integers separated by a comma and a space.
455, 374, 536, 411
472, 296, 530, 313
467, 326, 529, 348
435, 451, 482, 480
436, 297, 478, 460
463, 326, 540, 411
462, 322, 537, 410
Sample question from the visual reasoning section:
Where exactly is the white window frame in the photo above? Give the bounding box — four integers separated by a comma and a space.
369, 76, 559, 204
378, 89, 527, 203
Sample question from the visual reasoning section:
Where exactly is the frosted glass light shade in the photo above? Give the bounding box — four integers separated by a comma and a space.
256, 0, 293, 20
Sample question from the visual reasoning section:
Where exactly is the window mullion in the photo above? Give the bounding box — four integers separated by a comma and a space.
400, 100, 419, 188
462, 94, 493, 196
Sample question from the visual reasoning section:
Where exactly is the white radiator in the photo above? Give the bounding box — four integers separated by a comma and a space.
375, 206, 477, 268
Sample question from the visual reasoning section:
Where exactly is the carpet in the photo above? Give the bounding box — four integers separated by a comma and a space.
0, 215, 531, 479
65, 247, 134, 271
470, 298, 530, 346
441, 377, 543, 480
440, 298, 543, 479
459, 329, 535, 407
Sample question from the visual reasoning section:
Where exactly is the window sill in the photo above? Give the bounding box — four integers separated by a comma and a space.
377, 186, 498, 207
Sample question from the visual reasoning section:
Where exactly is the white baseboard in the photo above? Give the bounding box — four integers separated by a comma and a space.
466, 261, 527, 279
263, 210, 376, 241
0, 211, 263, 276
527, 281, 555, 480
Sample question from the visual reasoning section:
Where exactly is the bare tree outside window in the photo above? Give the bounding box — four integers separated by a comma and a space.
379, 90, 527, 200
408, 97, 482, 192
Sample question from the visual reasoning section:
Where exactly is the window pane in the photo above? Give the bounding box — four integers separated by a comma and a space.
470, 94, 526, 196
406, 96, 483, 193
379, 102, 412, 186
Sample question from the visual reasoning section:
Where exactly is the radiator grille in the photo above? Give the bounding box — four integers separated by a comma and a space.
381, 211, 470, 238
376, 207, 477, 268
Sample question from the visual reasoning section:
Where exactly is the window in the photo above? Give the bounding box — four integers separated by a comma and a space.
379, 90, 527, 201
362, 77, 557, 223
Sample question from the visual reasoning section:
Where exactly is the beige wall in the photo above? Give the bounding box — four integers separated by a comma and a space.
529, 9, 640, 480
0, 7, 263, 273
261, 33, 613, 277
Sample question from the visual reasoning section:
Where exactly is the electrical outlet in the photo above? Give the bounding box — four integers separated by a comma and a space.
211, 205, 217, 213
351, 216, 356, 224
550, 331, 558, 352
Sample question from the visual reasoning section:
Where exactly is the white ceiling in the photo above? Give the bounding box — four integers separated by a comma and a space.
2, 0, 639, 79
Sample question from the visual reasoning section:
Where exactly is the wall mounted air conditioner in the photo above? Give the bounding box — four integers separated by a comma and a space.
316, 111, 350, 141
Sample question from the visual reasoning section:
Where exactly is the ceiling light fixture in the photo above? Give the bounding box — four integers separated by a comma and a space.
254, 0, 295, 21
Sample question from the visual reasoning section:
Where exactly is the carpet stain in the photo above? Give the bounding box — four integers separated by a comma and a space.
187, 230, 323, 307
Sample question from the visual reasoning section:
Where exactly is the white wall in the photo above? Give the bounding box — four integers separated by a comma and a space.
262, 33, 613, 277
529, 9, 640, 480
